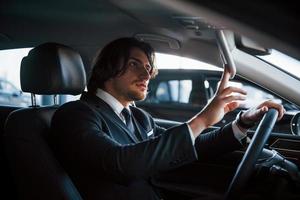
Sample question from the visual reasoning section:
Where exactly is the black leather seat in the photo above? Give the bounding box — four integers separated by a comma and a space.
3, 43, 86, 200
188, 80, 209, 106
0, 106, 20, 199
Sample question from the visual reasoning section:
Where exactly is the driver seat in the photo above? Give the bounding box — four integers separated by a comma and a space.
3, 43, 86, 199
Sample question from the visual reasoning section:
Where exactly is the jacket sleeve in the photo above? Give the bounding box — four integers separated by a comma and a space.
50, 102, 198, 183
195, 123, 244, 160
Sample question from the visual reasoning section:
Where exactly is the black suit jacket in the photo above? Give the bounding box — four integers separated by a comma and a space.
50, 92, 243, 200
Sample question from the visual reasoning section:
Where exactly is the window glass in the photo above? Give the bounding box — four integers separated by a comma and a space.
153, 80, 193, 104
0, 80, 17, 93
139, 52, 299, 120
156, 82, 170, 102
0, 48, 33, 106
141, 52, 296, 111
258, 49, 300, 80
169, 80, 179, 101
179, 80, 192, 103
208, 79, 282, 109
64, 94, 81, 103
155, 53, 222, 71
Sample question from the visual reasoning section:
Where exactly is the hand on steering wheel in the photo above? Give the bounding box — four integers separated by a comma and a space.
225, 109, 279, 199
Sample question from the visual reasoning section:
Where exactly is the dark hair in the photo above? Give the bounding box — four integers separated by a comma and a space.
87, 37, 157, 94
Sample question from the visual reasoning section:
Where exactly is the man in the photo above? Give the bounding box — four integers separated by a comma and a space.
50, 37, 285, 200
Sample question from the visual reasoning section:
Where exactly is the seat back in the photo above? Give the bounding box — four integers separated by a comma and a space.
0, 106, 20, 199
3, 43, 86, 200
188, 80, 209, 106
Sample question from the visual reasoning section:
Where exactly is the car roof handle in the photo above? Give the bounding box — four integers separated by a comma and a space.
215, 29, 236, 79
135, 33, 180, 50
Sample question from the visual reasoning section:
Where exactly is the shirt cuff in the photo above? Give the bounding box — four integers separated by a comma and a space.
232, 119, 248, 142
187, 123, 196, 145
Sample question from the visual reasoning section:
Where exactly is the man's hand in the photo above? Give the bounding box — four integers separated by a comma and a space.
188, 66, 247, 137
239, 100, 286, 126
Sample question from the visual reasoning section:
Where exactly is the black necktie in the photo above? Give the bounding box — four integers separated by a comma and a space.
121, 108, 141, 141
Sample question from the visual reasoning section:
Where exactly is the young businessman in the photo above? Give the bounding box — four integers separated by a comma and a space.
50, 37, 285, 200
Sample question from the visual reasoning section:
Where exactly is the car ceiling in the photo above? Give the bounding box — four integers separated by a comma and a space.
1, 0, 300, 73
0, 0, 220, 70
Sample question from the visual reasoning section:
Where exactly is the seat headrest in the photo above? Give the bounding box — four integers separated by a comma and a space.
21, 43, 86, 95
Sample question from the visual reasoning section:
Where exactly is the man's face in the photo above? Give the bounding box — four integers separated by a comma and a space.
106, 47, 153, 105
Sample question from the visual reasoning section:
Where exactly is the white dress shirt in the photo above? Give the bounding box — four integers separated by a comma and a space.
95, 88, 127, 124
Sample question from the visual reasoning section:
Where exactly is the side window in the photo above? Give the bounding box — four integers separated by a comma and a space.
0, 48, 32, 107
207, 78, 282, 109
156, 82, 170, 102
240, 83, 282, 108
169, 80, 179, 101
178, 80, 192, 103
0, 81, 15, 94
153, 79, 193, 104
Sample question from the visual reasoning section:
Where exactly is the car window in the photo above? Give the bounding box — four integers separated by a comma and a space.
155, 80, 192, 104
155, 52, 222, 71
258, 49, 300, 80
147, 69, 296, 112
146, 77, 210, 107
0, 80, 18, 93
142, 53, 292, 111
0, 48, 32, 106
207, 79, 283, 109
156, 82, 170, 102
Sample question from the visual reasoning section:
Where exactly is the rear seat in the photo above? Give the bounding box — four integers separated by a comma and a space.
0, 106, 20, 199
3, 43, 85, 200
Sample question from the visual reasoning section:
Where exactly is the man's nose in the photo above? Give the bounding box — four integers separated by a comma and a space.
139, 66, 151, 79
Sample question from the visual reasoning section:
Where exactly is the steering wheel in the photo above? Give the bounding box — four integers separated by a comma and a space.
225, 109, 279, 199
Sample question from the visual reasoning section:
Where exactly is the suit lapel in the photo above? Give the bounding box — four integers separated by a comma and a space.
81, 92, 139, 143
131, 114, 147, 140
99, 103, 140, 143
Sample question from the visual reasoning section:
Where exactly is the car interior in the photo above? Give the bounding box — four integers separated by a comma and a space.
1, 0, 300, 199
3, 43, 86, 199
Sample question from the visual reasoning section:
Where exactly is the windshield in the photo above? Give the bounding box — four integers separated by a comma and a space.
155, 53, 222, 71
258, 49, 300, 80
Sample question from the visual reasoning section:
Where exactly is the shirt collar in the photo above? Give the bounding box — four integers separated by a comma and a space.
95, 88, 126, 116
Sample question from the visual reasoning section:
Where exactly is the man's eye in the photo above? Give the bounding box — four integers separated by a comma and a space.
129, 61, 138, 67
145, 65, 153, 72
